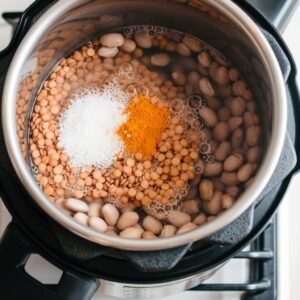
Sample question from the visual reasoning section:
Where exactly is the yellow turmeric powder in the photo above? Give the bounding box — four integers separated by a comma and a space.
117, 94, 169, 157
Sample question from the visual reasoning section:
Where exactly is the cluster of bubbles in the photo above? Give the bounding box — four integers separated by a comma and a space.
123, 25, 169, 39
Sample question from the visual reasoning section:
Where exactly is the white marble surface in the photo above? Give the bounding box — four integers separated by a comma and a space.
1, 1, 300, 300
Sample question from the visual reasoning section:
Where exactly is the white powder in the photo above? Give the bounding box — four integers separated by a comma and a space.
58, 83, 129, 168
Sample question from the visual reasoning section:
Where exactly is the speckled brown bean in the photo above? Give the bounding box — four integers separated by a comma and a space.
142, 216, 163, 235
100, 33, 125, 47
120, 227, 143, 239
199, 77, 215, 97
151, 53, 171, 67
203, 162, 223, 177
213, 122, 230, 142
226, 186, 240, 198
246, 126, 261, 147
102, 203, 120, 226
121, 39, 136, 53
231, 128, 244, 149
203, 191, 222, 215
222, 194, 234, 209
237, 163, 255, 182
168, 211, 191, 227
183, 199, 200, 214
177, 223, 197, 234
177, 43, 191, 56
224, 153, 244, 172
143, 231, 157, 239
193, 213, 207, 225
134, 32, 152, 48
160, 225, 177, 237
247, 147, 260, 163
228, 117, 242, 131
218, 107, 231, 122
172, 71, 187, 85
220, 172, 238, 185
231, 97, 246, 116
215, 141, 232, 161
214, 66, 229, 85
199, 179, 214, 201
198, 106, 218, 127
198, 51, 211, 68
183, 35, 202, 52
117, 211, 139, 230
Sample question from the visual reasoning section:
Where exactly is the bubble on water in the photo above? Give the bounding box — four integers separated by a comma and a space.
207, 153, 216, 164
86, 41, 93, 47
126, 72, 135, 80
126, 85, 137, 97
195, 161, 204, 174
200, 142, 211, 154
170, 98, 185, 114
31, 164, 38, 175
121, 63, 133, 73
139, 86, 149, 97
187, 93, 203, 109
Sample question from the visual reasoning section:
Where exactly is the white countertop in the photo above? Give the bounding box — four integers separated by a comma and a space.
0, 1, 300, 300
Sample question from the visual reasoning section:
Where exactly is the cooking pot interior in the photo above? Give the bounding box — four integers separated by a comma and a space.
17, 0, 271, 166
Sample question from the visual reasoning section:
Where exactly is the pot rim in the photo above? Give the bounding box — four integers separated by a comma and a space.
2, 0, 287, 251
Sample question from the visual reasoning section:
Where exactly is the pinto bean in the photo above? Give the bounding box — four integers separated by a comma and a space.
134, 32, 152, 48
143, 231, 157, 239
213, 122, 230, 141
218, 107, 231, 122
247, 147, 260, 163
222, 194, 234, 209
177, 223, 197, 234
120, 227, 143, 239
102, 203, 120, 226
183, 199, 200, 214
160, 225, 177, 237
73, 212, 89, 226
121, 39, 136, 53
231, 97, 246, 116
65, 198, 89, 213
228, 117, 242, 131
193, 213, 207, 225
231, 128, 244, 149
220, 172, 238, 185
215, 66, 229, 85
237, 163, 255, 182
198, 106, 218, 127
142, 216, 163, 235
246, 126, 261, 146
203, 191, 222, 215
151, 53, 171, 67
168, 211, 191, 227
203, 162, 223, 177
226, 186, 240, 198
198, 51, 212, 68
183, 35, 202, 52
224, 153, 244, 172
199, 179, 214, 200
98, 46, 119, 58
88, 202, 103, 218
117, 211, 139, 230
100, 33, 125, 47
172, 71, 187, 85
89, 217, 108, 233
215, 141, 232, 161
177, 43, 191, 56
199, 77, 215, 97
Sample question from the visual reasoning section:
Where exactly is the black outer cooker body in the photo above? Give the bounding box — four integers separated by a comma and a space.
0, 1, 299, 299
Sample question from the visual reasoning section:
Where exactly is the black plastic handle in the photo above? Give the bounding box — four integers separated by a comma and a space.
0, 223, 99, 300
243, 0, 299, 32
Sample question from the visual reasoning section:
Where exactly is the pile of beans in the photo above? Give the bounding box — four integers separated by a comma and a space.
27, 27, 262, 239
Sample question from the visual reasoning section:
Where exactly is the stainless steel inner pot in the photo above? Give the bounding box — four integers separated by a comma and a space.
2, 0, 286, 251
